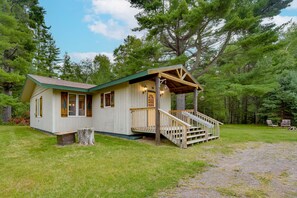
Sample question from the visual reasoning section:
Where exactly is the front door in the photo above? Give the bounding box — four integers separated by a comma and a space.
147, 91, 156, 126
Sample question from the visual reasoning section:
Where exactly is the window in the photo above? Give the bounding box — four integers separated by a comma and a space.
105, 92, 111, 107
101, 91, 115, 108
35, 96, 42, 117
68, 94, 86, 117
40, 96, 42, 117
86, 95, 92, 117
35, 99, 37, 117
68, 94, 76, 116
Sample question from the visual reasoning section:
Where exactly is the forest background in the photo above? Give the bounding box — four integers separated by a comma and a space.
1, 0, 297, 125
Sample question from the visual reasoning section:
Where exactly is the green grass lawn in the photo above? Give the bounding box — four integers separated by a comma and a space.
0, 125, 296, 197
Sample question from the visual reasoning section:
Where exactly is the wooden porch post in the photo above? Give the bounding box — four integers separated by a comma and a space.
155, 76, 161, 145
194, 89, 198, 114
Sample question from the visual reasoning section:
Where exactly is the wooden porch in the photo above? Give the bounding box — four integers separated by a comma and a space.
129, 65, 222, 148
130, 108, 222, 148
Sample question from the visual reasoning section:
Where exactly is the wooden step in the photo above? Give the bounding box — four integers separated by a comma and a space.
176, 133, 211, 140
187, 129, 205, 134
187, 136, 219, 145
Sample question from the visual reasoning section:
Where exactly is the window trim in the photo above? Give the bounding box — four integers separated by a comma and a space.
68, 93, 87, 117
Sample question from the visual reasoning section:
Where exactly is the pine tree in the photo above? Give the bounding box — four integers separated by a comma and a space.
0, 0, 35, 122
29, 2, 60, 77
92, 54, 114, 85
60, 52, 75, 80
113, 36, 163, 78
130, 0, 292, 109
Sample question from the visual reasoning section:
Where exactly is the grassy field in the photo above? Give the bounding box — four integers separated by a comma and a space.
0, 125, 296, 197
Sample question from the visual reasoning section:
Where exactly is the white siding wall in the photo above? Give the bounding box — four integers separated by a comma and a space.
130, 80, 171, 111
30, 80, 171, 135
53, 90, 93, 133
30, 86, 53, 132
92, 83, 131, 135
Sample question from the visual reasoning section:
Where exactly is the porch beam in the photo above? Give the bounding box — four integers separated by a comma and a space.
155, 76, 161, 145
170, 86, 194, 92
194, 89, 198, 114
176, 69, 181, 78
160, 72, 198, 88
181, 72, 187, 80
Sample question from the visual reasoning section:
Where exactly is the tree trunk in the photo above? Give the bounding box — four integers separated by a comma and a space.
2, 86, 12, 123
176, 94, 185, 110
242, 96, 248, 124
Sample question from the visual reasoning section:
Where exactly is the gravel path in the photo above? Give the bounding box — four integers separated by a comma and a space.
158, 143, 297, 198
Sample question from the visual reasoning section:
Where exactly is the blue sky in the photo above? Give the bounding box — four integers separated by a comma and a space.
39, 0, 297, 62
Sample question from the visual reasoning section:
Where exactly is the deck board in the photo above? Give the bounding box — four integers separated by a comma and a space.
132, 126, 198, 133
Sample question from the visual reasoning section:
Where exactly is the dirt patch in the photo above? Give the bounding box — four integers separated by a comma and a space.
158, 143, 297, 198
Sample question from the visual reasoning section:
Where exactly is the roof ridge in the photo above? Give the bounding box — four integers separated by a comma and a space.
28, 74, 96, 86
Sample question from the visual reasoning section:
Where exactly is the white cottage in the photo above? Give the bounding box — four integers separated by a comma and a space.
21, 65, 221, 148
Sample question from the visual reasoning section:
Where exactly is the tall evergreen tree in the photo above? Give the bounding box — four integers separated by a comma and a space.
113, 36, 163, 78
0, 0, 35, 122
92, 54, 114, 85
60, 52, 75, 80
29, 1, 60, 77
130, 0, 292, 109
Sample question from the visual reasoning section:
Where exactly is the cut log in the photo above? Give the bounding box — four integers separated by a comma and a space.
77, 128, 95, 145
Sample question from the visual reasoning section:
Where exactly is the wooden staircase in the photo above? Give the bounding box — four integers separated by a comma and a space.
160, 125, 219, 148
184, 127, 219, 146
159, 110, 221, 148
130, 108, 222, 148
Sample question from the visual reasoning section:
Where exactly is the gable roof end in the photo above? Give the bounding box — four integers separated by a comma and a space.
20, 75, 96, 102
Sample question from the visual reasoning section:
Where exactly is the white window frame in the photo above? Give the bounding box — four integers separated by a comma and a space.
104, 92, 111, 108
68, 93, 86, 117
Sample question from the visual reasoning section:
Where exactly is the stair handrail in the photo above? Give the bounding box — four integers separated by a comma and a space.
159, 109, 191, 127
195, 111, 223, 125
170, 109, 223, 125
159, 109, 190, 148
182, 111, 214, 128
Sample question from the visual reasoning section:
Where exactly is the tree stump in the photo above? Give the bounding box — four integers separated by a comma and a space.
77, 128, 95, 145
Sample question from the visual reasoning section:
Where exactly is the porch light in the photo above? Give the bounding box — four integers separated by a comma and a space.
142, 85, 148, 94
160, 90, 165, 96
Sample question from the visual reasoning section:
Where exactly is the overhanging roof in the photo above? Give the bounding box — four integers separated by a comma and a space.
88, 70, 149, 92
21, 65, 203, 102
89, 65, 203, 93
21, 75, 96, 102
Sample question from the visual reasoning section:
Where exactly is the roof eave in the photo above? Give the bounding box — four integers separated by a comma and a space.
89, 70, 149, 92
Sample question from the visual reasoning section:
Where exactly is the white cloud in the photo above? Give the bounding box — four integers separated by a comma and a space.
91, 0, 139, 27
69, 52, 114, 63
272, 15, 297, 26
262, 15, 297, 28
288, 0, 297, 9
85, 0, 143, 40
88, 19, 127, 40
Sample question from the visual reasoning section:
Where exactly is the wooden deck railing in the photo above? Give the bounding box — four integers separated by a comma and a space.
159, 109, 191, 148
130, 107, 155, 133
170, 109, 223, 138
130, 107, 191, 148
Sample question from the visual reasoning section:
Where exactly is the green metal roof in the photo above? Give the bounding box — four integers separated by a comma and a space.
88, 70, 149, 92
22, 65, 202, 101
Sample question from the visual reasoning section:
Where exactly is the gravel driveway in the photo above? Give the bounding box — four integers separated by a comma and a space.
158, 143, 297, 198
